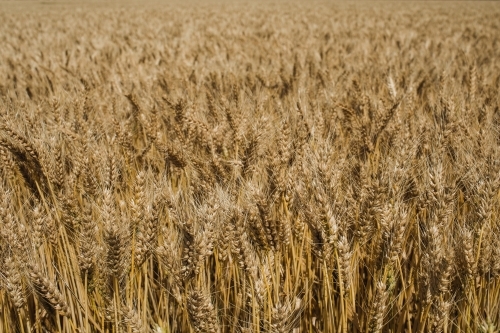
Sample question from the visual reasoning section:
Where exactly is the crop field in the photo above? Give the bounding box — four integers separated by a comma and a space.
0, 1, 499, 332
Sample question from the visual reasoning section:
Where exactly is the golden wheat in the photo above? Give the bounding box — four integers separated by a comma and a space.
0, 2, 499, 332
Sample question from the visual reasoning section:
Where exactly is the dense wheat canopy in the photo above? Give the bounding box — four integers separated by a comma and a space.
1, 2, 500, 332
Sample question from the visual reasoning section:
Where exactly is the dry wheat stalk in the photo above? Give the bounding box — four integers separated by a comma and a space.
187, 289, 220, 333
4, 256, 25, 309
27, 263, 70, 317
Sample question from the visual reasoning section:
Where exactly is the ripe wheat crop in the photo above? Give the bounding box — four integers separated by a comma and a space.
1, 2, 500, 332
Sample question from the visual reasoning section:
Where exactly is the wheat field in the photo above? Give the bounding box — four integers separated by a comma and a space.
0, 2, 499, 333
